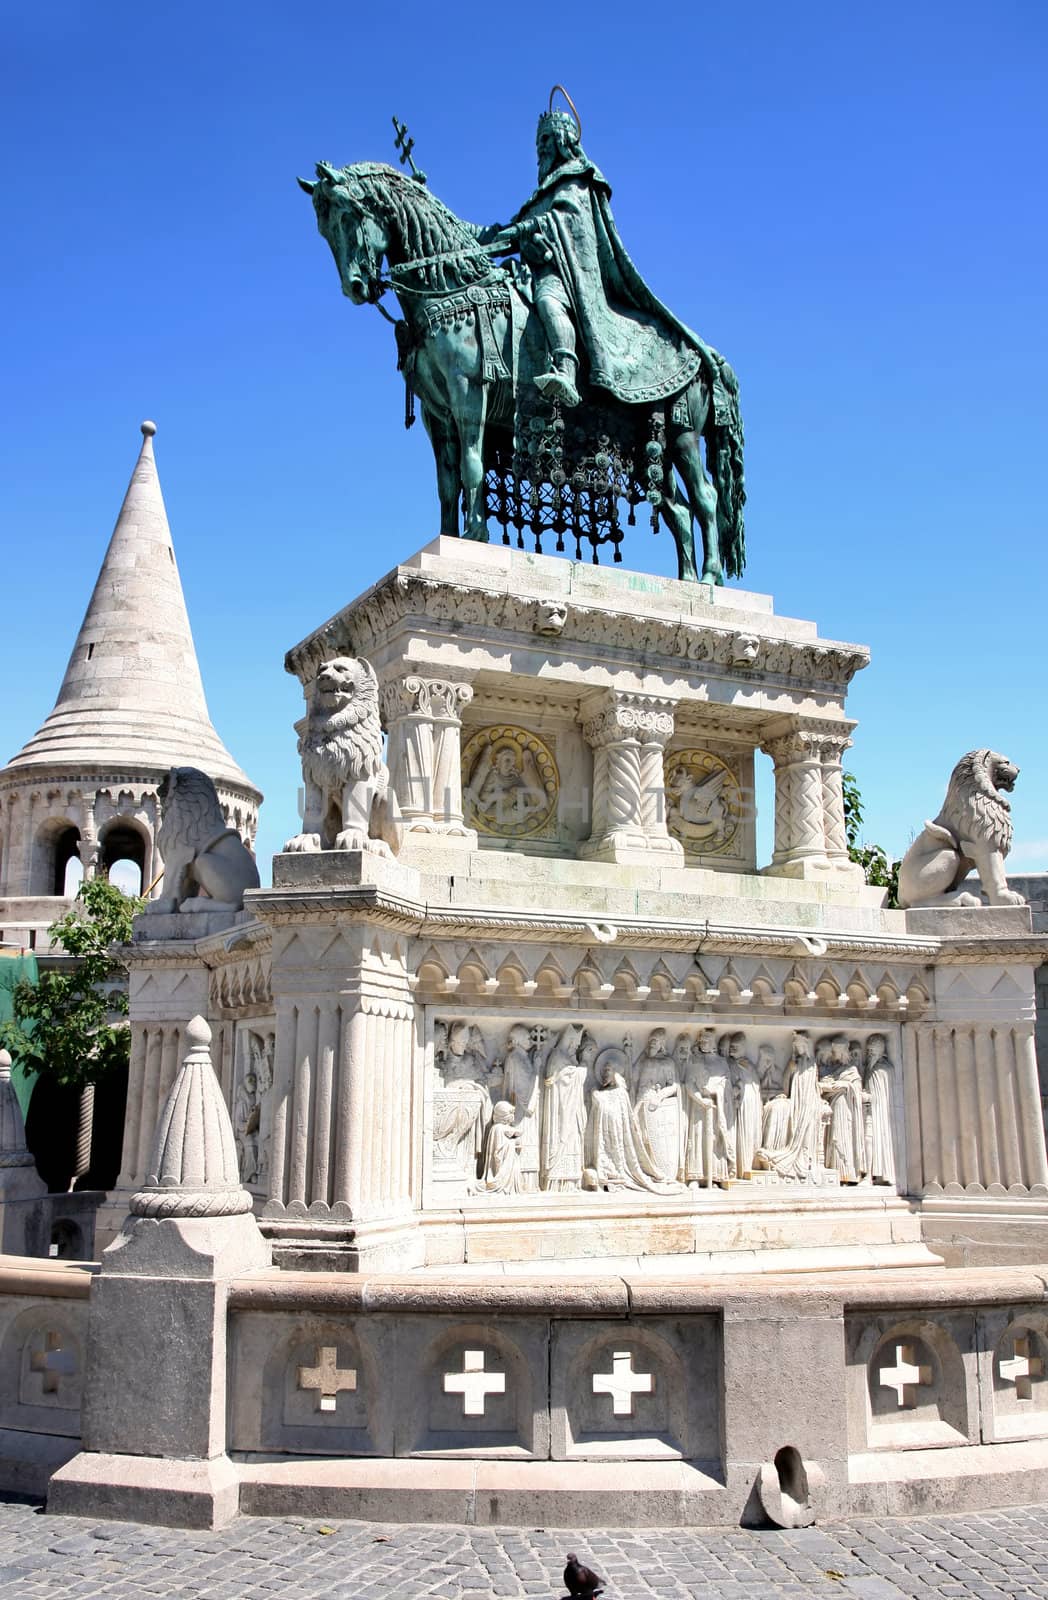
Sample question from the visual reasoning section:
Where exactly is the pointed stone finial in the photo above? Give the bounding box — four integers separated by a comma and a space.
0, 1049, 35, 1169
130, 1016, 253, 1218
3, 419, 260, 794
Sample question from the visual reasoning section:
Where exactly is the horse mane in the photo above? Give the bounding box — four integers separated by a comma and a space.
344, 162, 493, 294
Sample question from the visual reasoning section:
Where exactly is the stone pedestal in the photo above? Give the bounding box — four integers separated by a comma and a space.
257, 851, 424, 1271
50, 1017, 270, 1528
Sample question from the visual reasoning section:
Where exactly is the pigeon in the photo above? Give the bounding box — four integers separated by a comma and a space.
564, 1552, 605, 1597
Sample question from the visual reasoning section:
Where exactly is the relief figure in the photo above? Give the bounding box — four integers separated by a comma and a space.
864, 1033, 897, 1186
501, 1022, 541, 1191
477, 1101, 525, 1194
433, 1019, 494, 1180
821, 1033, 867, 1184
686, 1027, 735, 1184
758, 1041, 790, 1152
728, 1031, 762, 1179
540, 1022, 588, 1190
632, 1028, 683, 1182
754, 1031, 822, 1179
584, 1049, 682, 1193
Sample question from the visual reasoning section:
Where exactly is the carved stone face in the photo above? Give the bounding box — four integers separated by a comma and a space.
728, 1034, 745, 1059
830, 1036, 849, 1066
673, 1034, 692, 1068
508, 1025, 531, 1051
697, 1031, 717, 1055
647, 1029, 668, 1057
867, 1034, 887, 1062
448, 1021, 469, 1056
315, 656, 372, 709
793, 1033, 812, 1059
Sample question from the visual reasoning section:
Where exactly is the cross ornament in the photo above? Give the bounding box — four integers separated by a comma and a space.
297, 1346, 358, 1413
592, 1350, 654, 1416
392, 116, 427, 185
443, 1349, 506, 1417
29, 1331, 77, 1395
998, 1336, 1044, 1401
878, 1342, 932, 1409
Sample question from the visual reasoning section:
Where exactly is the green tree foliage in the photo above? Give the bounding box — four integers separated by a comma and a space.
0, 879, 142, 1090
842, 771, 900, 907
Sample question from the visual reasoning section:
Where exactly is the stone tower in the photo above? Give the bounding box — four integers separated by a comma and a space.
0, 422, 261, 948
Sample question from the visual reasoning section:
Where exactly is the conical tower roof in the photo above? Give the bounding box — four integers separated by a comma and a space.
5, 422, 258, 795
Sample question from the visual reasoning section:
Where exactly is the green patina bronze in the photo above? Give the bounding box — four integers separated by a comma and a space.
299, 92, 745, 583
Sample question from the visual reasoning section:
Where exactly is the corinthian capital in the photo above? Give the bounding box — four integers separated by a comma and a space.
761, 730, 823, 767
380, 674, 474, 724
581, 691, 676, 750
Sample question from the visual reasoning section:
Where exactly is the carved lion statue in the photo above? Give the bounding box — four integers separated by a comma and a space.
897, 749, 1025, 909
154, 767, 260, 913
284, 656, 403, 856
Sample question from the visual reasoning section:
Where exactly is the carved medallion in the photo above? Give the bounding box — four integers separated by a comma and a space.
462, 725, 559, 839
664, 750, 743, 855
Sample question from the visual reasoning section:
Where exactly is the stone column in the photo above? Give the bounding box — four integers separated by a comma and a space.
761, 729, 829, 878
579, 691, 683, 864
77, 798, 101, 882
820, 733, 866, 884
19, 787, 38, 896
381, 674, 475, 839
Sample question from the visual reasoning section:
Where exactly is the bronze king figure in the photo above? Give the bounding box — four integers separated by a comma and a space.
299, 88, 745, 584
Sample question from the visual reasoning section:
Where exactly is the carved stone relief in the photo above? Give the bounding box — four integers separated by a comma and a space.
427, 1017, 902, 1200
232, 1024, 275, 1192
462, 725, 559, 840
664, 750, 744, 856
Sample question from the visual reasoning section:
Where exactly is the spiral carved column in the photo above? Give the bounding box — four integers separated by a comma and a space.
580, 691, 682, 863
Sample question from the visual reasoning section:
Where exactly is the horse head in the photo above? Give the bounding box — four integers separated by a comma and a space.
299, 161, 391, 305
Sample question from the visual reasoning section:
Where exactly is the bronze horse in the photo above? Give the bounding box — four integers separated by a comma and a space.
300, 160, 744, 584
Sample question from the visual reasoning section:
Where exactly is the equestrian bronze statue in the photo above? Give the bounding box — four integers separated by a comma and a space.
299, 92, 746, 584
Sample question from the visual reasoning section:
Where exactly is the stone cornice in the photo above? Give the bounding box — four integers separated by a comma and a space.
241, 888, 947, 963
285, 570, 870, 696
125, 896, 1048, 970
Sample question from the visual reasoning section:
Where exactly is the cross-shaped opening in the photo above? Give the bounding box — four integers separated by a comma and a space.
878, 1341, 932, 1409
998, 1335, 1045, 1402
297, 1346, 358, 1413
443, 1349, 506, 1417
30, 1331, 76, 1394
592, 1349, 654, 1416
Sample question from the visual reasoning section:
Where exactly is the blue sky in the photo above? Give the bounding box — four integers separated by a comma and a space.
2, 1, 1046, 879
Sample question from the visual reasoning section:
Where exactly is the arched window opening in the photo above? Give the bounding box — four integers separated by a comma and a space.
51, 826, 82, 897
63, 854, 85, 897
100, 822, 146, 897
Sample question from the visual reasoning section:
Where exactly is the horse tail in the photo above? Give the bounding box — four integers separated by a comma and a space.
702, 361, 747, 580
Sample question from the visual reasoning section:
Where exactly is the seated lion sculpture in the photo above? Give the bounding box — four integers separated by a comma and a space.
154, 767, 261, 913
284, 656, 403, 856
897, 749, 1026, 909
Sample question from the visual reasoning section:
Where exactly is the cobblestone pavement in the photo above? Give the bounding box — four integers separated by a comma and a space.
1, 1496, 1048, 1599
